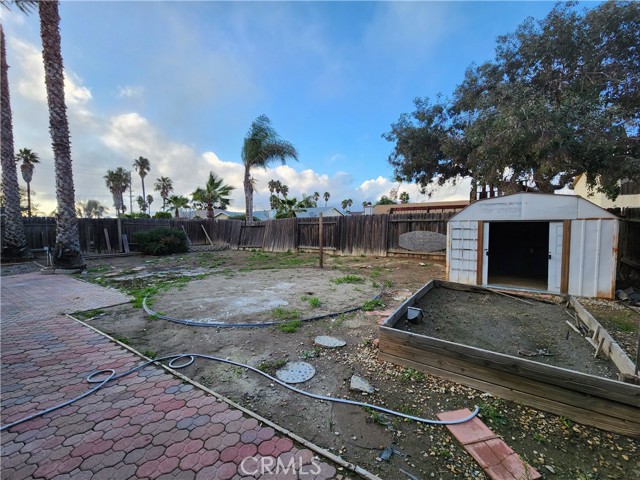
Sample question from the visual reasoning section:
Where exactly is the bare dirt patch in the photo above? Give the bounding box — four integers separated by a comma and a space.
397, 285, 621, 379
70, 250, 639, 479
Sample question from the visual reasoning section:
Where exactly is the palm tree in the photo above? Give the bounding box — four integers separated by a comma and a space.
341, 199, 353, 212
39, 0, 85, 268
268, 179, 277, 195
323, 191, 330, 207
15, 148, 40, 217
192, 172, 234, 219
133, 156, 150, 213
104, 167, 129, 216
241, 115, 298, 222
146, 194, 153, 215
0, 25, 31, 260
313, 191, 320, 204
154, 176, 173, 210
399, 191, 410, 204
76, 199, 107, 218
166, 194, 189, 218
136, 195, 147, 214
280, 184, 289, 198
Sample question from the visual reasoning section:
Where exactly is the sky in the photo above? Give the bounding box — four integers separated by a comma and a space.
2, 1, 574, 216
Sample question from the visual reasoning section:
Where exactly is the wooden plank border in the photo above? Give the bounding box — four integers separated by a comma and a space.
378, 281, 640, 438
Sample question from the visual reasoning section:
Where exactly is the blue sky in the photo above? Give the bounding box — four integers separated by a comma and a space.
3, 1, 571, 215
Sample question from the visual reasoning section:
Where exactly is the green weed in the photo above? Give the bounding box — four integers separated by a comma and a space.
300, 347, 320, 359
308, 297, 321, 308
332, 274, 365, 284
279, 320, 302, 333
271, 307, 301, 321
257, 359, 287, 374
362, 299, 384, 311
113, 334, 130, 345
479, 402, 507, 426
400, 367, 425, 383
143, 350, 158, 359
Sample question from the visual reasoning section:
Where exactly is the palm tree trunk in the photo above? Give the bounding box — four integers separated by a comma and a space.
141, 177, 147, 214
39, 0, 85, 269
244, 166, 253, 222
26, 182, 32, 217
0, 26, 31, 260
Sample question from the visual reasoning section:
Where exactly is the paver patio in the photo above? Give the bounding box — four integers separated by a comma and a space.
1, 271, 364, 479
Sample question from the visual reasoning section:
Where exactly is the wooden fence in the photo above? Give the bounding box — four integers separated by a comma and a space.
18, 212, 453, 256
617, 207, 640, 290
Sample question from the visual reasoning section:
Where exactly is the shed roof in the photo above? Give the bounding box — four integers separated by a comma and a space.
449, 193, 617, 222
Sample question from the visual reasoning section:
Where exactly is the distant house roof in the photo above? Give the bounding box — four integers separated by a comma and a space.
373, 200, 470, 215
295, 207, 345, 218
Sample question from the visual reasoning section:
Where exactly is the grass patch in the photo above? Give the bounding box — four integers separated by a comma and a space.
143, 350, 158, 359
393, 403, 422, 418
271, 307, 301, 321
113, 334, 130, 345
332, 274, 365, 284
362, 299, 384, 311
278, 320, 302, 333
308, 297, 321, 308
363, 407, 391, 426
257, 358, 287, 374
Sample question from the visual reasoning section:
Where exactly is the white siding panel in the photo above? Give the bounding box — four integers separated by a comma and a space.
568, 219, 618, 298
447, 220, 478, 285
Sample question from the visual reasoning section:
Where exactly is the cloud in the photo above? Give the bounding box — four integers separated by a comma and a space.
117, 85, 144, 99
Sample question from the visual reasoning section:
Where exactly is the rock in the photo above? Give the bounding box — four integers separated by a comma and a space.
314, 335, 346, 348
350, 375, 375, 394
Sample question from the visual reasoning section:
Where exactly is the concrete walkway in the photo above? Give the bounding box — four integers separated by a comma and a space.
1, 272, 357, 479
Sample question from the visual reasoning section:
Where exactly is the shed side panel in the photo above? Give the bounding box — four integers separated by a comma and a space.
568, 219, 618, 299
447, 220, 478, 285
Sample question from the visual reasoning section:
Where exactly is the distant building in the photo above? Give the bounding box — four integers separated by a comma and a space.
294, 207, 346, 218
572, 174, 640, 210
373, 200, 469, 215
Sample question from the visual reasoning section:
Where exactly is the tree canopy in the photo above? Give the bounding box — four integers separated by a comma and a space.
383, 1, 639, 199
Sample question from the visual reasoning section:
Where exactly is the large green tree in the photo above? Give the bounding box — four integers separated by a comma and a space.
15, 148, 39, 217
384, 1, 639, 199
192, 172, 234, 219
241, 115, 298, 222
0, 25, 31, 260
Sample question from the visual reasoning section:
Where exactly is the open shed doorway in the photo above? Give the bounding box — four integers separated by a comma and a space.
487, 222, 549, 290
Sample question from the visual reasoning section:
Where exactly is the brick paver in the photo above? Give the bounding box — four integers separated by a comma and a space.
437, 409, 541, 480
1, 272, 358, 479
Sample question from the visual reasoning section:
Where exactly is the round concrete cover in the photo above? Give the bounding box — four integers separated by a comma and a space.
275, 361, 316, 384
314, 335, 347, 348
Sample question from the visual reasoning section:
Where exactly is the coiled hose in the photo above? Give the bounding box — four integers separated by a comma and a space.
1, 353, 479, 432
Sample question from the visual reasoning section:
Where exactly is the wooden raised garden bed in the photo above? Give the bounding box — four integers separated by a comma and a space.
379, 280, 640, 438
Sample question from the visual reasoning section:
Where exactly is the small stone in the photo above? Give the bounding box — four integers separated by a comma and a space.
350, 375, 375, 394
545, 465, 556, 474
314, 336, 347, 348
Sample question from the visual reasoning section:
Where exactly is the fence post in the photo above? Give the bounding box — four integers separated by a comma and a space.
319, 213, 323, 268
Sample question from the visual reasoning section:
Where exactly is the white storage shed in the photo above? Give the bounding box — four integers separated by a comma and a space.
446, 193, 619, 299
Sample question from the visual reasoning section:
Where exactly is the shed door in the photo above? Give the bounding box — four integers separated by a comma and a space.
548, 222, 564, 293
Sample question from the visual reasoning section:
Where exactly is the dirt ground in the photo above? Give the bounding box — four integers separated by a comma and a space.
398, 286, 621, 380
14, 250, 639, 479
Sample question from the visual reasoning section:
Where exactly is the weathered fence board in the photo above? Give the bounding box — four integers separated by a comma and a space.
17, 212, 455, 256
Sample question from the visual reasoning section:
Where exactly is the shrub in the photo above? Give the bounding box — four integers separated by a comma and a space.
153, 211, 173, 219
133, 227, 188, 256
